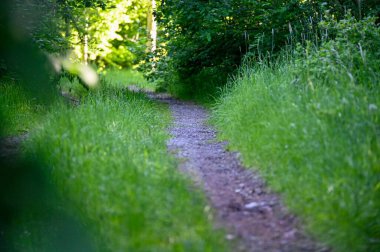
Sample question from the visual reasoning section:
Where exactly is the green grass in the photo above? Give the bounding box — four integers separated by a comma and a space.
101, 68, 156, 91
213, 17, 380, 251
0, 78, 46, 137
19, 83, 226, 251
213, 59, 380, 251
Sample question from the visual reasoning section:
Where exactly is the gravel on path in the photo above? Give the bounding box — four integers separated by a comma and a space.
153, 95, 327, 252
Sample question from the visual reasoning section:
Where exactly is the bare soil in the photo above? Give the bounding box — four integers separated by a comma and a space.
151, 93, 328, 252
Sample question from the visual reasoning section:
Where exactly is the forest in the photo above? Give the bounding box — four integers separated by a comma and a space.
1, 0, 379, 251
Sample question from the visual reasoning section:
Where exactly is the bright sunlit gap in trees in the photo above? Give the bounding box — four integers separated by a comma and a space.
3, 0, 157, 75
65, 0, 157, 70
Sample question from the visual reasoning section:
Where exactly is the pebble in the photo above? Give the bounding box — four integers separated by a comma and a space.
226, 234, 235, 240
244, 201, 266, 210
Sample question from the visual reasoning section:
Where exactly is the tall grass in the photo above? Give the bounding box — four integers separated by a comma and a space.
0, 78, 46, 137
213, 17, 380, 252
21, 84, 226, 251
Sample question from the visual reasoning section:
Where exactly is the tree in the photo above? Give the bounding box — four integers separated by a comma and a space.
142, 0, 380, 96
2, 0, 153, 70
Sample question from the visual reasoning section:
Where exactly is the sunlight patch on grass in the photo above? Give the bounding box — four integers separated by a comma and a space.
101, 68, 155, 91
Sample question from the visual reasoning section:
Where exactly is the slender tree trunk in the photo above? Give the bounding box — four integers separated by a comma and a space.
64, 15, 70, 38
83, 16, 89, 65
147, 0, 157, 52
357, 0, 362, 19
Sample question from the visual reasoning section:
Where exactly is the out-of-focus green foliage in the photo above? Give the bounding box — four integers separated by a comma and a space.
0, 2, 155, 251
56, 0, 152, 68
82, 0, 151, 69
1, 0, 152, 71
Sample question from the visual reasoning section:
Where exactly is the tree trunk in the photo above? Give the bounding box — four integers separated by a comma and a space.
147, 0, 157, 52
83, 16, 89, 65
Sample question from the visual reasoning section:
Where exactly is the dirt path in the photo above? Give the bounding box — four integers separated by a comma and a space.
152, 94, 327, 252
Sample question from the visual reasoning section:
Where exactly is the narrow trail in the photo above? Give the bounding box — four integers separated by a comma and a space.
152, 94, 327, 252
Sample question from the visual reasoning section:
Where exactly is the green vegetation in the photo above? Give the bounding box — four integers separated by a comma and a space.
143, 0, 380, 98
2, 0, 380, 251
73, 0, 152, 69
213, 16, 380, 252
0, 78, 47, 137
101, 68, 156, 90
4, 0, 153, 67
1, 74, 226, 251
1, 0, 227, 251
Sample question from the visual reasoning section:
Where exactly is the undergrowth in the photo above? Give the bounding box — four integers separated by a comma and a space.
213, 16, 380, 252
